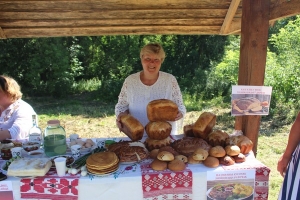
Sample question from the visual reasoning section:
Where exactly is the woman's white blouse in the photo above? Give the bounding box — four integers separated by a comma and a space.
0, 99, 36, 139
115, 71, 186, 135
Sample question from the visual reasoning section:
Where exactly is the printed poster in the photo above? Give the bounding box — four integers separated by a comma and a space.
207, 169, 255, 200
0, 181, 14, 200
231, 86, 272, 116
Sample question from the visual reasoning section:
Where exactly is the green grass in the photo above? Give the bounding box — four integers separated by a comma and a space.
24, 93, 292, 200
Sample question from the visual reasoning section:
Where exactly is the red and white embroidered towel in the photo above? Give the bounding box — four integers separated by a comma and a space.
140, 159, 193, 200
20, 169, 79, 200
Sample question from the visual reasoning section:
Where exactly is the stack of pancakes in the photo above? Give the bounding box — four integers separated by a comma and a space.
86, 151, 119, 175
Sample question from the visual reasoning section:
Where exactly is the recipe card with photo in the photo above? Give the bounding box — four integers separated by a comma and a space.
207, 169, 255, 200
231, 85, 272, 116
0, 181, 14, 200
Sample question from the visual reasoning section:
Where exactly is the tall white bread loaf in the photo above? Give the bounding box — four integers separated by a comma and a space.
147, 99, 178, 121
192, 112, 216, 139
120, 114, 144, 141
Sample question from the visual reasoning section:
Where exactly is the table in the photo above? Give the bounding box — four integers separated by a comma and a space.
1, 137, 270, 200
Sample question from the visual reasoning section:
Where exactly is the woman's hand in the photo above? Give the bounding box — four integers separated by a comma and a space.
175, 112, 183, 121
277, 154, 291, 177
116, 111, 129, 131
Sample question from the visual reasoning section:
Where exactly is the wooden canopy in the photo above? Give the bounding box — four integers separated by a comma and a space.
0, 0, 300, 154
0, 0, 299, 39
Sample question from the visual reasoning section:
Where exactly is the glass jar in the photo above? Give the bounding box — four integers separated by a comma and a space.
43, 120, 67, 157
0, 140, 14, 160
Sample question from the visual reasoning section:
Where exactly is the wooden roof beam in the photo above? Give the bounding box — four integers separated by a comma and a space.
219, 0, 241, 35
224, 0, 300, 35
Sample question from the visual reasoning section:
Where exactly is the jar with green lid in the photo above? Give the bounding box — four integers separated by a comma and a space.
43, 120, 67, 157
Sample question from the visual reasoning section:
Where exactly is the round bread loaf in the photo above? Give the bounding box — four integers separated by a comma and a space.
151, 159, 168, 171
219, 155, 235, 166
203, 156, 219, 168
233, 153, 246, 163
159, 146, 179, 156
168, 159, 186, 171
145, 121, 172, 140
175, 155, 188, 163
144, 136, 172, 151
209, 146, 226, 158
149, 149, 160, 159
157, 151, 174, 161
207, 130, 229, 147
192, 148, 209, 161
225, 145, 240, 156
171, 137, 211, 157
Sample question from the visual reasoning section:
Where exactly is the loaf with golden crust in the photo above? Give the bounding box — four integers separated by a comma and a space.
192, 112, 216, 139
207, 130, 229, 147
209, 146, 226, 158
147, 99, 178, 121
203, 156, 219, 168
145, 121, 172, 140
226, 135, 253, 154
183, 124, 194, 137
171, 137, 211, 157
151, 159, 167, 171
120, 114, 144, 141
168, 159, 186, 171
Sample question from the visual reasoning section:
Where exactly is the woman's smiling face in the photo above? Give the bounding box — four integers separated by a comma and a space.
141, 53, 162, 76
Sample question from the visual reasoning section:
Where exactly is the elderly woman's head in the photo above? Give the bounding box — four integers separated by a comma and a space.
0, 75, 22, 102
140, 43, 166, 63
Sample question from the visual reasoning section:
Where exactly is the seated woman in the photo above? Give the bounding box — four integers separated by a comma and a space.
0, 75, 36, 140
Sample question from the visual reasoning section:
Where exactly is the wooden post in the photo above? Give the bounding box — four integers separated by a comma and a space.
235, 0, 270, 155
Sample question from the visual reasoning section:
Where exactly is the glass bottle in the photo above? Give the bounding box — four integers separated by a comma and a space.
43, 120, 67, 157
29, 114, 42, 142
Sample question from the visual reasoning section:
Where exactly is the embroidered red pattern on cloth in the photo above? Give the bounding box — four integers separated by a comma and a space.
222, 160, 270, 200
20, 170, 79, 200
140, 159, 192, 200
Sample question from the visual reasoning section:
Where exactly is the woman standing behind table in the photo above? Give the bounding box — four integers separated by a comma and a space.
0, 75, 36, 141
277, 111, 300, 200
115, 43, 186, 136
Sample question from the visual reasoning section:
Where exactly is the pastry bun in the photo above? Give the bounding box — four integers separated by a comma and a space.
151, 159, 168, 171
168, 159, 186, 171
219, 155, 235, 166
203, 156, 219, 168
192, 148, 209, 161
175, 155, 188, 163
225, 145, 240, 156
209, 146, 226, 158
233, 153, 246, 163
157, 151, 174, 161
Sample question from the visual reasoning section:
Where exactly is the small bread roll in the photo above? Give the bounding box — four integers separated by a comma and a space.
149, 149, 160, 159
203, 156, 219, 168
219, 155, 235, 166
175, 155, 188, 163
168, 159, 186, 171
209, 146, 226, 158
188, 155, 201, 164
193, 148, 209, 161
233, 153, 246, 163
151, 159, 168, 171
225, 145, 240, 156
157, 151, 174, 161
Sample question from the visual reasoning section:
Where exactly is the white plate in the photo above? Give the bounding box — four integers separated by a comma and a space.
119, 161, 140, 165
206, 184, 253, 200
